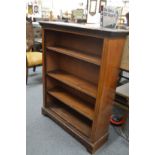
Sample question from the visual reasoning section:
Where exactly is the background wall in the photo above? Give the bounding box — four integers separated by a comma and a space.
26, 0, 129, 23
87, 0, 129, 24
52, 0, 87, 15
26, 0, 87, 17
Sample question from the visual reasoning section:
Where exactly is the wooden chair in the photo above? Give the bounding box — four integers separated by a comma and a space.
26, 21, 42, 84
115, 36, 129, 110
33, 23, 42, 51
117, 35, 129, 86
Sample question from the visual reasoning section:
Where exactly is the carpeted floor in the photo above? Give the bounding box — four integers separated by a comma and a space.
26, 67, 129, 155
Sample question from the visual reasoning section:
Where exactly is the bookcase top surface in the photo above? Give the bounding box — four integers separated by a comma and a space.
39, 21, 129, 38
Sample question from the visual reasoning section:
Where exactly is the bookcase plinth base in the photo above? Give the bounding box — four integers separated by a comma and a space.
42, 107, 108, 153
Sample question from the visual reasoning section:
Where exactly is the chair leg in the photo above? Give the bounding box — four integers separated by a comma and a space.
26, 67, 28, 85
33, 66, 36, 72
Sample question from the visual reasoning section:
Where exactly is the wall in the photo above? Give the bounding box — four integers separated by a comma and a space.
26, 0, 87, 18
26, 0, 129, 22
52, 0, 87, 15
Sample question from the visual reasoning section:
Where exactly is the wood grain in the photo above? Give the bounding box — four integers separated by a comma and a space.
48, 87, 94, 120
91, 38, 126, 142
47, 46, 101, 66
47, 103, 91, 137
47, 70, 97, 98
41, 22, 128, 153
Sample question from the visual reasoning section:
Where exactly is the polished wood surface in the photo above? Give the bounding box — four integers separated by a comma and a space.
120, 36, 129, 71
47, 70, 97, 98
42, 105, 92, 137
40, 21, 128, 153
48, 87, 94, 120
91, 38, 126, 142
47, 46, 100, 65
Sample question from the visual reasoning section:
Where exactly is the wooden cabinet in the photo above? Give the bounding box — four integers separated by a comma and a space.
39, 22, 128, 153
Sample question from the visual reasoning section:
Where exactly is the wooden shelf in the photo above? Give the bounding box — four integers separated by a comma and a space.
45, 104, 91, 137
48, 88, 94, 120
47, 70, 97, 98
47, 46, 101, 66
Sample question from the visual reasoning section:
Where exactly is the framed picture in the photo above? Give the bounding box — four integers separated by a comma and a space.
89, 0, 97, 16
28, 4, 33, 15
99, 0, 106, 13
34, 5, 39, 14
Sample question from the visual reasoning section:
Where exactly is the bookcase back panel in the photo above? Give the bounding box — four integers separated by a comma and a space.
46, 76, 95, 108
48, 98, 92, 137
59, 54, 99, 85
46, 76, 59, 90
44, 30, 59, 47
46, 52, 60, 72
58, 32, 103, 57
44, 30, 103, 57
46, 51, 99, 85
61, 84, 96, 107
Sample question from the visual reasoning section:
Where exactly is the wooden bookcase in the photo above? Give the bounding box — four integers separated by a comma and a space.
39, 22, 128, 153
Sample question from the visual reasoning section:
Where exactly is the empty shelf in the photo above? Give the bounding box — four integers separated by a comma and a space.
48, 88, 94, 120
47, 46, 101, 66
45, 104, 92, 137
47, 70, 97, 98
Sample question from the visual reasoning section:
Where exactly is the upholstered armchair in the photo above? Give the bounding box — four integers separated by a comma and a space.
26, 21, 42, 84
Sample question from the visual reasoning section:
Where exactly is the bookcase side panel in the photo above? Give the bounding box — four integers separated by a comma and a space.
91, 37, 126, 142
42, 29, 48, 107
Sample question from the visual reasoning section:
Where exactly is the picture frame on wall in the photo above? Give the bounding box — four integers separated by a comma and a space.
89, 0, 97, 16
33, 4, 42, 18
28, 4, 33, 15
34, 5, 39, 14
99, 0, 106, 13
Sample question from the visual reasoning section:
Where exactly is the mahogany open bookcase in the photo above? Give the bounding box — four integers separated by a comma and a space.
39, 22, 128, 153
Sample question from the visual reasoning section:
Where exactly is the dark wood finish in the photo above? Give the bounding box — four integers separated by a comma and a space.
44, 102, 92, 137
58, 55, 99, 85
48, 87, 94, 120
91, 38, 126, 142
42, 28, 48, 107
55, 31, 102, 57
40, 21, 128, 153
26, 21, 34, 49
47, 46, 101, 66
42, 106, 108, 153
47, 70, 97, 98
